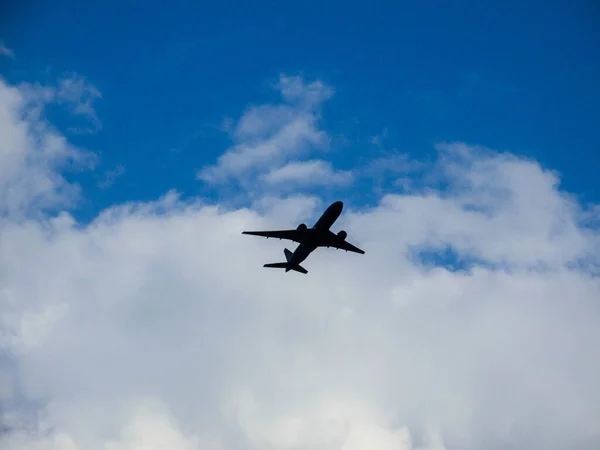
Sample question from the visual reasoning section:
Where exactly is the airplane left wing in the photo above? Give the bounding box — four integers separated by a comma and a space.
320, 230, 365, 254
242, 229, 303, 243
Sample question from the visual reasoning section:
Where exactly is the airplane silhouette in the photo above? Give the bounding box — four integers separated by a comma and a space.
242, 201, 365, 274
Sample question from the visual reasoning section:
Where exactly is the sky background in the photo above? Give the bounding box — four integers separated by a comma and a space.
1, 0, 599, 221
1, 1, 600, 450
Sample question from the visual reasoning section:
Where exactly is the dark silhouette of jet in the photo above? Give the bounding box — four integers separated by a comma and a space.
242, 200, 365, 274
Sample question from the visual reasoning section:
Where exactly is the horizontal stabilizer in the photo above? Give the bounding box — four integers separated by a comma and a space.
263, 262, 308, 274
263, 262, 288, 269
292, 264, 308, 274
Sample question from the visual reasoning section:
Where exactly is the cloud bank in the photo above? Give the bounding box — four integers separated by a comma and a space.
1, 74, 599, 450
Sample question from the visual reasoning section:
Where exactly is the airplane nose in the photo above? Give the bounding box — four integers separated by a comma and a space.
333, 200, 343, 210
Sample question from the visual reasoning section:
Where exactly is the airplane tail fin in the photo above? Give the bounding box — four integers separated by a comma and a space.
284, 248, 293, 262
262, 248, 307, 274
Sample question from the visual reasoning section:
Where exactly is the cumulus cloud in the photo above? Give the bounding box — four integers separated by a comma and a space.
261, 160, 353, 187
1, 74, 600, 450
196, 74, 333, 185
12, 72, 102, 135
275, 74, 334, 108
0, 77, 95, 218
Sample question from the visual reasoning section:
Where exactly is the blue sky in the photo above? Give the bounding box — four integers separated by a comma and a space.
1, 0, 599, 222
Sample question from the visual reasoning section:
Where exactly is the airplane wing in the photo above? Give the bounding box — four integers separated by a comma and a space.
241, 229, 303, 243
320, 230, 365, 254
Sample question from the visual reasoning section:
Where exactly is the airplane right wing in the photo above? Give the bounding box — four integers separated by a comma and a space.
241, 229, 303, 243
320, 230, 365, 254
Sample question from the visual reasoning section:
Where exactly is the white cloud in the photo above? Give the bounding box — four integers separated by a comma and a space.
12, 72, 102, 135
369, 128, 389, 147
0, 77, 95, 218
97, 164, 126, 189
1, 74, 600, 450
361, 152, 425, 193
275, 74, 334, 108
56, 73, 103, 133
261, 160, 353, 187
0, 42, 14, 58
197, 74, 333, 184
250, 194, 321, 226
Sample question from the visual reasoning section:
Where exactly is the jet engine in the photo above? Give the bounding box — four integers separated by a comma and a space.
337, 230, 347, 240
297, 223, 308, 233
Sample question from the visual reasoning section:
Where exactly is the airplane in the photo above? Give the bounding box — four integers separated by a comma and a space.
241, 200, 365, 274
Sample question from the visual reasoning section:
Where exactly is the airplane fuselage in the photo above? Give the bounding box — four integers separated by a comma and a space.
285, 201, 343, 272
242, 199, 363, 274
